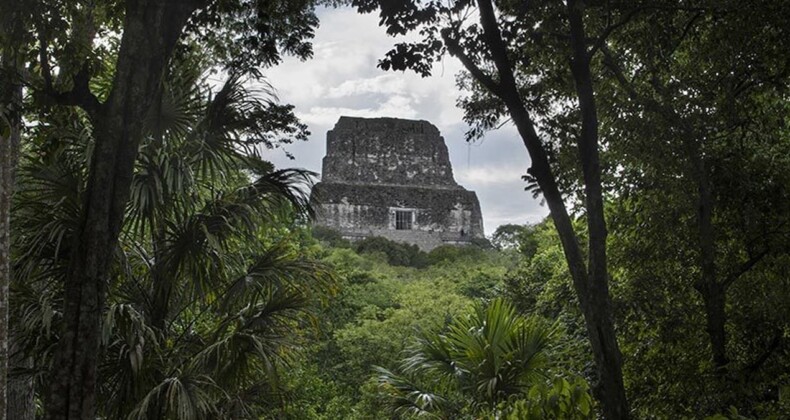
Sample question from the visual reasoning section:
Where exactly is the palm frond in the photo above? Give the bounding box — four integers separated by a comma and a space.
446, 299, 552, 403
381, 299, 554, 412
220, 240, 333, 313
185, 287, 310, 394
187, 74, 267, 178
375, 366, 449, 419
401, 329, 459, 379
127, 143, 197, 237
99, 304, 161, 419
241, 168, 316, 220
146, 54, 205, 141
129, 374, 219, 420
12, 122, 87, 284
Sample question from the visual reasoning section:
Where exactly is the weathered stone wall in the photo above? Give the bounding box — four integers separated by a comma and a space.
313, 183, 483, 235
312, 116, 484, 251
322, 117, 459, 188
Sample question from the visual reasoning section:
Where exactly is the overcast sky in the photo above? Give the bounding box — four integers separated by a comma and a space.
262, 6, 548, 235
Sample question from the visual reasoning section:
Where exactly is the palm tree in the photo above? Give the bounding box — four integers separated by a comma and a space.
10, 52, 333, 419
376, 298, 553, 418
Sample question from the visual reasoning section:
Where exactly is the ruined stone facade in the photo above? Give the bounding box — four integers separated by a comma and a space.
311, 116, 484, 250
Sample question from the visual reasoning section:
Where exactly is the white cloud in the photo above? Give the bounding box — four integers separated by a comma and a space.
456, 165, 528, 186
298, 95, 419, 126
325, 74, 408, 98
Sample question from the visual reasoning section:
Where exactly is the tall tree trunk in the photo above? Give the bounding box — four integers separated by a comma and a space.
7, 338, 34, 420
461, 0, 630, 417
1, 38, 24, 420
700, 280, 728, 368
2, 3, 33, 417
566, 1, 629, 417
601, 42, 731, 375
505, 94, 631, 418
45, 1, 200, 418
687, 146, 729, 369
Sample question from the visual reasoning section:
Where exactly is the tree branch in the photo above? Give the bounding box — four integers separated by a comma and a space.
743, 330, 783, 378
722, 248, 770, 289
441, 30, 504, 97
36, 40, 102, 118
476, 0, 517, 98
600, 45, 685, 129
589, 6, 645, 58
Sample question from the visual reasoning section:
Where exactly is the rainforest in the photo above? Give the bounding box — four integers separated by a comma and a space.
0, 0, 789, 419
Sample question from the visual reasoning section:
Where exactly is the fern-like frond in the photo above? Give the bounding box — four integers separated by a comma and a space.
375, 366, 449, 419
129, 374, 219, 420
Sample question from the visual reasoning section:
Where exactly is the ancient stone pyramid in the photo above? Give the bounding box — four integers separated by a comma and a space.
311, 116, 484, 250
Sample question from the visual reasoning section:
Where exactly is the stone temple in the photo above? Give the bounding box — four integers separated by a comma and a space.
311, 116, 484, 250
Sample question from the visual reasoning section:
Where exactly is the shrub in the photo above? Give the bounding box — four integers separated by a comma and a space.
354, 236, 429, 268
312, 225, 352, 248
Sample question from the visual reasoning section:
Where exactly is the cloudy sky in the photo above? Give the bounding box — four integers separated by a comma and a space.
262, 6, 548, 234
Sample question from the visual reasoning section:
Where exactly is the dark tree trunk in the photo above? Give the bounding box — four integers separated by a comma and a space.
565, 1, 629, 417
504, 95, 632, 420
689, 154, 729, 369
601, 42, 731, 375
45, 1, 201, 418
460, 0, 630, 418
674, 121, 729, 370
7, 337, 34, 420
700, 281, 728, 368
1, 39, 24, 420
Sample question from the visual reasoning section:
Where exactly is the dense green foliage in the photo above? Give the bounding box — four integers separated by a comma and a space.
375, 298, 568, 417
281, 238, 506, 418
10, 55, 333, 418
353, 236, 430, 268
280, 216, 789, 419
2, 0, 326, 417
